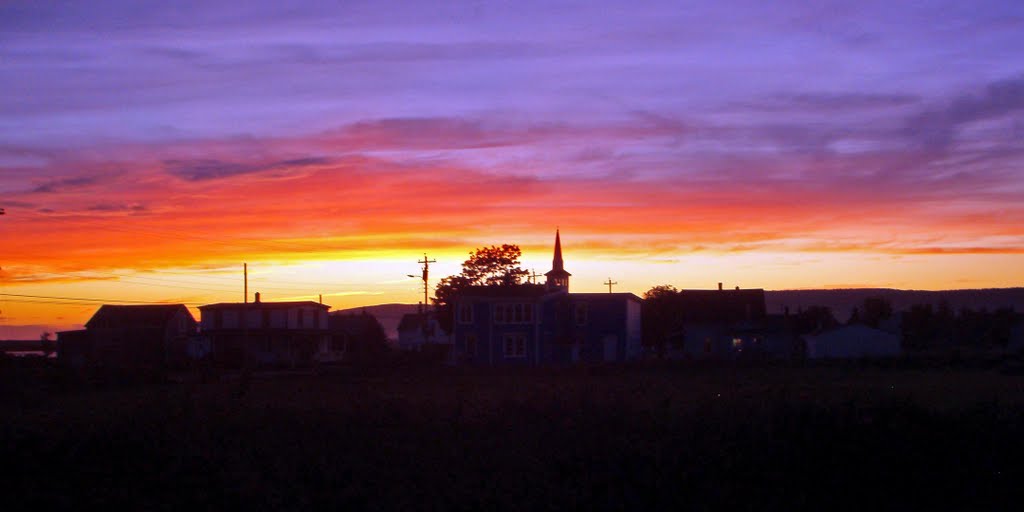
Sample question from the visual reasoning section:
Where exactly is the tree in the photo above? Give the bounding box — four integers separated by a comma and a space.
642, 285, 681, 357
792, 306, 839, 335
39, 331, 54, 356
860, 296, 892, 327
849, 297, 893, 328
433, 244, 529, 333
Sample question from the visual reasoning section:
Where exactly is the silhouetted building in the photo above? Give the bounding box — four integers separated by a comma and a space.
57, 304, 197, 370
661, 285, 787, 359
452, 231, 643, 365
397, 309, 446, 351
328, 310, 390, 363
198, 294, 333, 368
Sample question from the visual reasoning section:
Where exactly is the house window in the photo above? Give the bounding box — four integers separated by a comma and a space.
494, 303, 535, 325
732, 337, 743, 351
458, 303, 474, 324
503, 334, 526, 358
465, 334, 477, 357
331, 335, 348, 352
574, 303, 588, 326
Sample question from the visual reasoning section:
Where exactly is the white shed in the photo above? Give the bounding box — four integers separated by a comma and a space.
805, 324, 901, 359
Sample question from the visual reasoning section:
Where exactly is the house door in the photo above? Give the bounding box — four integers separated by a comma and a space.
602, 335, 618, 362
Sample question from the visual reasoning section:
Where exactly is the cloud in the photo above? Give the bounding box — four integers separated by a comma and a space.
747, 92, 921, 112
30, 176, 100, 194
86, 203, 148, 213
163, 157, 330, 181
905, 74, 1024, 150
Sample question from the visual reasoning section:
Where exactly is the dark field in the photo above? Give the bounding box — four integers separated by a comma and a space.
4, 363, 1024, 510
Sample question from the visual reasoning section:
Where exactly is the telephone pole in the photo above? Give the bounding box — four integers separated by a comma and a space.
416, 253, 436, 308
528, 269, 541, 285
604, 278, 618, 293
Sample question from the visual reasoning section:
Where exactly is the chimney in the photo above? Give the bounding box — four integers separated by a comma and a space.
718, 282, 723, 291
254, 292, 261, 303
735, 286, 740, 290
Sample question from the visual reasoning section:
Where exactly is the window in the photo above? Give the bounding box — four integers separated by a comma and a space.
574, 303, 588, 326
330, 335, 348, 352
465, 334, 477, 357
503, 334, 526, 358
732, 337, 743, 351
458, 303, 474, 324
494, 303, 535, 324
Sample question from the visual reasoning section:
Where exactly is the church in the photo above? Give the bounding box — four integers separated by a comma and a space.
451, 231, 643, 365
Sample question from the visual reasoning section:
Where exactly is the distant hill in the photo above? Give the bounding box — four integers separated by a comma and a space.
765, 288, 1024, 321
330, 303, 420, 340
0, 339, 45, 352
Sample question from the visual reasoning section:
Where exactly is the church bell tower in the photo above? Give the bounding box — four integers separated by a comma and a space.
544, 229, 571, 293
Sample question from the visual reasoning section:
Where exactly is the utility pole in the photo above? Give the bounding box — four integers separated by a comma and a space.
604, 278, 618, 293
416, 253, 436, 308
239, 262, 251, 397
528, 269, 541, 285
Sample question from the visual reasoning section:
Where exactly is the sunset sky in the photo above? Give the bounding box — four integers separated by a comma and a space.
2, 1, 1024, 336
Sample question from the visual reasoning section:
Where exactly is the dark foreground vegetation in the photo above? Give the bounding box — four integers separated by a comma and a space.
3, 360, 1024, 510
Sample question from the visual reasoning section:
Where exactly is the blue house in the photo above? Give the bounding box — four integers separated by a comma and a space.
451, 231, 643, 366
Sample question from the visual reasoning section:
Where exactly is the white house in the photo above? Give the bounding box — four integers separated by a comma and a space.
804, 324, 902, 359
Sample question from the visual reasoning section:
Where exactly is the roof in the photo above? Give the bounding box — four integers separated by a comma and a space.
85, 304, 193, 329
672, 288, 767, 322
456, 284, 551, 299
329, 312, 382, 333
199, 300, 330, 310
398, 312, 429, 331
568, 292, 643, 303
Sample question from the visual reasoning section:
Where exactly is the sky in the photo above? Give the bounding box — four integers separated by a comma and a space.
2, 0, 1024, 336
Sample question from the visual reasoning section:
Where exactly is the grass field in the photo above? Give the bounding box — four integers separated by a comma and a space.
3, 362, 1024, 510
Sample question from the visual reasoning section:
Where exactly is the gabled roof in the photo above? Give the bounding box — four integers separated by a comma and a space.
673, 288, 767, 322
329, 312, 382, 334
456, 284, 551, 299
398, 312, 430, 331
85, 304, 193, 329
199, 300, 330, 310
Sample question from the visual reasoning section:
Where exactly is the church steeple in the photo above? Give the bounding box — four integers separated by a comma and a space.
544, 229, 571, 292
552, 229, 564, 272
